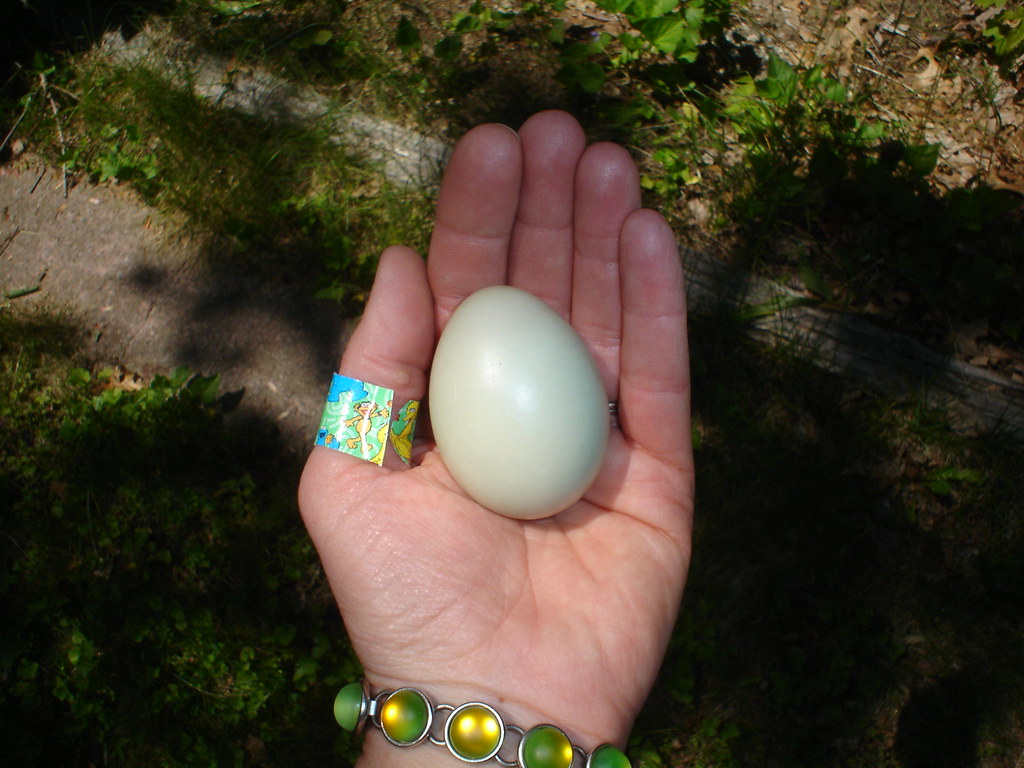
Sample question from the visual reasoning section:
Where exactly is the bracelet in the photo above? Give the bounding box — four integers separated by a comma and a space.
334, 680, 631, 768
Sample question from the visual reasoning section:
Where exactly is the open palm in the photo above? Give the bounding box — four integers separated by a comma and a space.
298, 111, 693, 764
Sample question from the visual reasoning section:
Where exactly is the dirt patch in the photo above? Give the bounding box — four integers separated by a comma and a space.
737, 0, 1024, 195
1, 157, 349, 452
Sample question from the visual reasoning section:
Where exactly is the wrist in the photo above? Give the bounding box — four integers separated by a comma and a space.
341, 678, 635, 768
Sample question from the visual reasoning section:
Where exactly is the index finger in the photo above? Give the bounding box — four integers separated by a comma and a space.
427, 123, 523, 330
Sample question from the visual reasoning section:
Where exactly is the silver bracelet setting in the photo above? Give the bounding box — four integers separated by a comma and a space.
334, 680, 631, 768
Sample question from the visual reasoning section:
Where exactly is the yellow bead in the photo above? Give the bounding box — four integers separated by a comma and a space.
446, 703, 504, 762
380, 688, 430, 745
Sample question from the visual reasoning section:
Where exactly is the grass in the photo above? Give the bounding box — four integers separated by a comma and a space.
656, 314, 1024, 766
2, 1, 1023, 766
0, 311, 362, 766
50, 52, 433, 309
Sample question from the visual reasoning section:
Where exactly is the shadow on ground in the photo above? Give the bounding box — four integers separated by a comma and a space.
2, 0, 174, 100
3, 6, 1023, 765
0, 311, 357, 766
638, 310, 1024, 766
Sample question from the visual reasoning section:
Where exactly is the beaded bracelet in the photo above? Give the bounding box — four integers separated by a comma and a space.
334, 680, 631, 768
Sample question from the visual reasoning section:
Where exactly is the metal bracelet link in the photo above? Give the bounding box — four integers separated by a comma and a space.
333, 680, 632, 768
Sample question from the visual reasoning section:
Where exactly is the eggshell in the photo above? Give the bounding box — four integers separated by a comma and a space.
428, 285, 609, 520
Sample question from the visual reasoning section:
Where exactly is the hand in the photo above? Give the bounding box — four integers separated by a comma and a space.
298, 110, 693, 766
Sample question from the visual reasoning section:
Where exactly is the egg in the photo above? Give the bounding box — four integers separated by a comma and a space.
428, 285, 609, 520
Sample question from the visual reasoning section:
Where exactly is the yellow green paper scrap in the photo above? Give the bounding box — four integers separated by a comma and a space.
315, 374, 418, 466
390, 399, 419, 465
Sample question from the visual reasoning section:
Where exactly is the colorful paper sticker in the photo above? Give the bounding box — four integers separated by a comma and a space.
389, 399, 420, 465
315, 374, 393, 466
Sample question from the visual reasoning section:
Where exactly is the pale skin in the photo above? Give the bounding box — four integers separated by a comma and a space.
297, 110, 694, 767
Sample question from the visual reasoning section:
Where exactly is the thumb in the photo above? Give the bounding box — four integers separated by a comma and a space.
299, 245, 435, 541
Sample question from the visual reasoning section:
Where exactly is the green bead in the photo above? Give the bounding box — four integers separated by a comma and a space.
520, 725, 573, 768
447, 703, 503, 761
589, 744, 631, 768
380, 688, 430, 745
333, 682, 365, 731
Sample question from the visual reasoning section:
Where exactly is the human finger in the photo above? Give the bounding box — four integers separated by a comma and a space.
570, 142, 642, 396
618, 208, 691, 469
507, 110, 586, 317
307, 245, 434, 475
427, 123, 523, 329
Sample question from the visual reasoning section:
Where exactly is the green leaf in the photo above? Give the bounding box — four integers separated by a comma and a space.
629, 0, 680, 20
68, 368, 92, 386
31, 50, 55, 75
559, 61, 607, 92
490, 9, 518, 30
594, 0, 635, 13
395, 17, 421, 50
925, 465, 984, 496
18, 660, 39, 681
560, 40, 596, 63
734, 294, 819, 323
547, 18, 567, 43
450, 10, 482, 33
798, 260, 834, 302
928, 467, 984, 485
819, 77, 847, 103
169, 366, 193, 389
759, 54, 798, 103
290, 28, 334, 50
208, 0, 263, 16
639, 15, 687, 55
683, 2, 705, 28
434, 35, 463, 60
991, 15, 1024, 60
188, 374, 222, 405
857, 120, 888, 142
98, 153, 122, 182
902, 143, 940, 176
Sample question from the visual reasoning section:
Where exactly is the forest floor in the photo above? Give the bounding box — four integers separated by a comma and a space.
2, 1, 1023, 767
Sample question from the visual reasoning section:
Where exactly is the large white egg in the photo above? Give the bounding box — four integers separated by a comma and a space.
428, 285, 609, 520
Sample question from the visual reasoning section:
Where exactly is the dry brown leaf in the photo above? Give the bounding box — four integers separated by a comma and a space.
844, 6, 875, 46
909, 46, 942, 89
981, 344, 1015, 363
816, 5, 875, 58
984, 169, 1024, 196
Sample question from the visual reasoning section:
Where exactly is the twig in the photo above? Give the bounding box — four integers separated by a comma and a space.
0, 94, 32, 156
2, 284, 41, 300
852, 62, 922, 96
0, 226, 21, 258
48, 84, 81, 101
29, 167, 46, 194
39, 72, 69, 198
48, 96, 68, 198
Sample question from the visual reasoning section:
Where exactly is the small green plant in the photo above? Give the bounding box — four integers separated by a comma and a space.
434, 0, 519, 61
0, 323, 359, 765
925, 466, 985, 496
977, 0, 1024, 72
85, 123, 160, 183
31, 54, 433, 310
722, 55, 902, 168
556, 0, 735, 93
597, 0, 733, 62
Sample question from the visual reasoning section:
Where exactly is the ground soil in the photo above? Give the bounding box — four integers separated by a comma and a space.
2, 0, 1022, 441
1, 157, 349, 454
